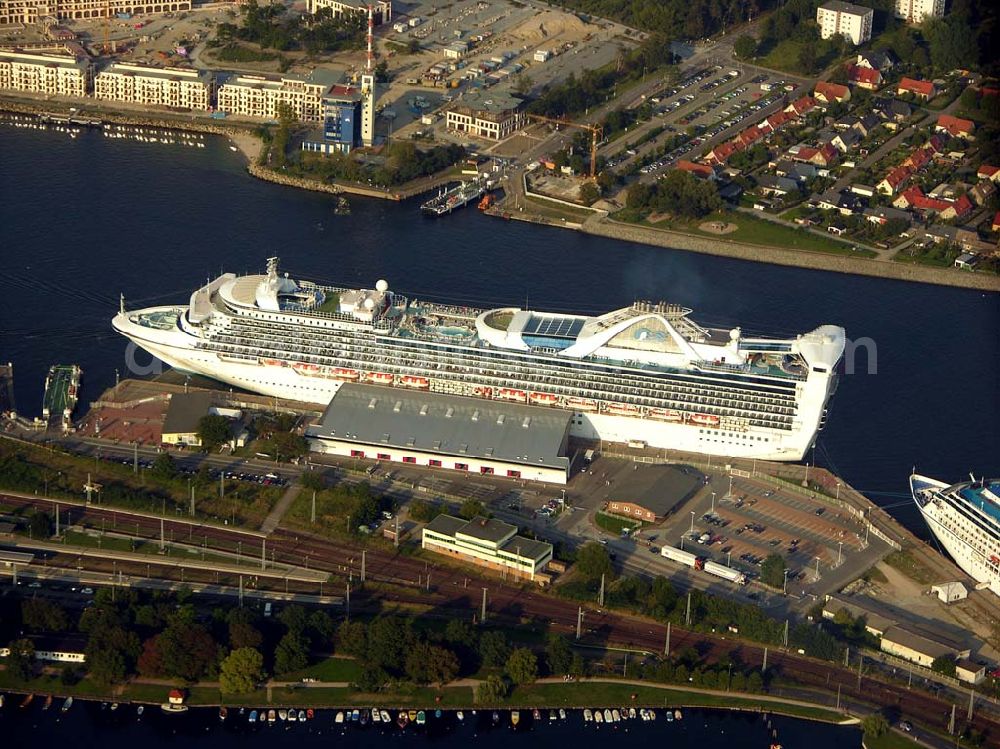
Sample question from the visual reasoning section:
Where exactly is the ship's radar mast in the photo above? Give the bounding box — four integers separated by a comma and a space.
266, 257, 280, 277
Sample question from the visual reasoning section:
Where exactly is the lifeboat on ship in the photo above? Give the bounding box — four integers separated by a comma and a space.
363, 371, 395, 385
688, 413, 721, 427
649, 407, 684, 422
474, 386, 494, 399
566, 397, 599, 412
292, 362, 321, 375
330, 368, 360, 381
497, 388, 527, 403
528, 392, 559, 406
261, 358, 286, 367
604, 402, 641, 417
400, 375, 430, 389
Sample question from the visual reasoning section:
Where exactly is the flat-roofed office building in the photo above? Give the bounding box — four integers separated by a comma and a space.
422, 514, 553, 581
95, 63, 214, 111
0, 50, 92, 98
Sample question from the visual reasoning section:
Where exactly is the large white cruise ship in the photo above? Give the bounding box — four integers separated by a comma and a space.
113, 258, 846, 460
911, 474, 1000, 597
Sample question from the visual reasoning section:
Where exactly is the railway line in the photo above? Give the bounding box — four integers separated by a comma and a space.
2, 491, 997, 740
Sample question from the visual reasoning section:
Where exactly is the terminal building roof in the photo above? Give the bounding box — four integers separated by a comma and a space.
308, 384, 571, 470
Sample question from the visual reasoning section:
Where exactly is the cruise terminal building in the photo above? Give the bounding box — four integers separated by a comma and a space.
306, 383, 572, 484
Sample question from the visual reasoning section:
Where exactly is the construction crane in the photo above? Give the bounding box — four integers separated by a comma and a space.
527, 114, 603, 178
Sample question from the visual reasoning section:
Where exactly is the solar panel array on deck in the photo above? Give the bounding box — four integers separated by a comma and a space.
524, 316, 584, 339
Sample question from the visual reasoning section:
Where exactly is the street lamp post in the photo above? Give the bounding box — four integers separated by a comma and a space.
783, 568, 789, 595
689, 511, 695, 535
711, 492, 716, 513
837, 541, 843, 566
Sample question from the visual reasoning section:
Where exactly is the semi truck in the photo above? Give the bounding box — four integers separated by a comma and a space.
661, 545, 746, 584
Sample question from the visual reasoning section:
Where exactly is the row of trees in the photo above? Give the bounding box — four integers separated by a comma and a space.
294, 143, 468, 188
624, 170, 722, 220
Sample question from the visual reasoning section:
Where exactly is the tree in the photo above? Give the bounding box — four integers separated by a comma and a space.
924, 17, 977, 74
337, 619, 367, 658
354, 664, 390, 692
797, 42, 816, 75
86, 626, 140, 686
734, 35, 757, 59
478, 630, 511, 669
220, 647, 264, 694
229, 619, 263, 650
137, 636, 164, 677
405, 642, 460, 685
505, 647, 538, 685
760, 553, 787, 589
28, 510, 53, 538
931, 654, 957, 677
408, 499, 441, 522
365, 616, 412, 672
545, 633, 573, 675
407, 38, 421, 54
158, 621, 218, 681
579, 182, 601, 205
197, 414, 232, 451
444, 619, 477, 650
576, 542, 614, 583
475, 673, 508, 704
21, 598, 68, 632
274, 631, 310, 675
459, 498, 488, 520
861, 712, 889, 739
150, 453, 178, 480
6, 638, 35, 681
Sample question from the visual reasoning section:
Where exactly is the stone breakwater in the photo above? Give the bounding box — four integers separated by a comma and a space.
581, 216, 1000, 292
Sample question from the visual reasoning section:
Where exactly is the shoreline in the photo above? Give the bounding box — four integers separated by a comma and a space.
2, 97, 997, 291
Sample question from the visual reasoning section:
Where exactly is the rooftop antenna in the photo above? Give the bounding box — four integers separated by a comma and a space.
366, 4, 374, 72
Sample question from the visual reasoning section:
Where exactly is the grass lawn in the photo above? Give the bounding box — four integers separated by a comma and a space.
673, 211, 874, 256
883, 550, 936, 585
864, 730, 924, 749
522, 195, 595, 221
595, 511, 641, 535
284, 656, 363, 683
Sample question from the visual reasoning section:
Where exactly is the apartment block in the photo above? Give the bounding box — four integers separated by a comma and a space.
305, 0, 391, 24
216, 69, 342, 123
894, 0, 945, 23
0, 0, 190, 25
816, 1, 873, 46
0, 50, 92, 98
94, 63, 214, 111
445, 89, 525, 140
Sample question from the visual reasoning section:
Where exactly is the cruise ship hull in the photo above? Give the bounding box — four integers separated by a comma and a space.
911, 474, 1000, 597
113, 263, 846, 463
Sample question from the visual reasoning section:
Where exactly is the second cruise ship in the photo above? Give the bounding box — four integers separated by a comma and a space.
113, 258, 847, 460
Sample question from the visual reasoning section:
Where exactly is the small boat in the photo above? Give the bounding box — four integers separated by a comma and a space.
373, 709, 381, 723
456, 711, 464, 721
435, 709, 442, 719
566, 397, 599, 412
278, 709, 288, 721
380, 709, 391, 723
249, 710, 258, 723
612, 709, 621, 722
229, 144, 238, 152
628, 707, 636, 719
511, 710, 520, 726
137, 705, 144, 717
0, 695, 4, 708
20, 694, 34, 708
648, 709, 656, 721
335, 711, 344, 724
665, 710, 674, 722
219, 706, 228, 721
584, 709, 593, 722
161, 703, 189, 714
307, 708, 314, 720
407, 710, 417, 722
688, 413, 720, 427
416, 710, 426, 725
43, 695, 53, 710
603, 709, 612, 722
491, 711, 499, 724
397, 711, 408, 729
400, 375, 430, 389
110, 702, 119, 711
298, 710, 307, 723
360, 709, 369, 725
674, 709, 682, 721
268, 709, 276, 723
61, 696, 73, 712
351, 709, 360, 721
559, 708, 566, 720
549, 709, 557, 721
532, 708, 541, 720
594, 710, 603, 723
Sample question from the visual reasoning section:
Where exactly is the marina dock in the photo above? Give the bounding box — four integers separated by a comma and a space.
42, 364, 81, 429
421, 180, 486, 216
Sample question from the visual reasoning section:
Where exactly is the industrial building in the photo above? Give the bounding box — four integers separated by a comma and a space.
160, 391, 213, 447
306, 383, 572, 484
605, 465, 702, 522
94, 63, 214, 111
931, 581, 969, 603
880, 626, 970, 668
816, 1, 873, 45
422, 514, 553, 582
445, 90, 526, 141
0, 50, 92, 98
0, 0, 190, 26
216, 69, 344, 124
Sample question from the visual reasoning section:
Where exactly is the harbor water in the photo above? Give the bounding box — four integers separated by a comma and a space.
1, 702, 862, 748
0, 122, 997, 535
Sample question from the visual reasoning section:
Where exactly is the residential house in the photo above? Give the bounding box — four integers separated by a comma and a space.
765, 109, 796, 131
705, 141, 743, 165
935, 114, 975, 139
850, 183, 876, 197
877, 164, 913, 195
864, 205, 912, 226
786, 95, 819, 117
852, 114, 881, 138
924, 224, 959, 244
676, 160, 718, 180
774, 160, 818, 182
939, 194, 974, 221
954, 228, 994, 253
847, 64, 882, 90
897, 77, 936, 99
817, 189, 864, 215
978, 164, 1000, 183
856, 50, 894, 72
970, 180, 996, 206
893, 187, 973, 220
815, 81, 851, 104
757, 174, 800, 197
831, 129, 861, 152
